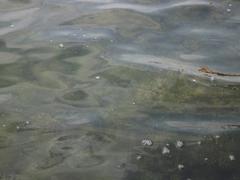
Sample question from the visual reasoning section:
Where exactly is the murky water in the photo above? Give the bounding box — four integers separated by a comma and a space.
0, 0, 240, 179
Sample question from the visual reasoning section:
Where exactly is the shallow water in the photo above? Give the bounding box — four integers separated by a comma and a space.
0, 0, 240, 179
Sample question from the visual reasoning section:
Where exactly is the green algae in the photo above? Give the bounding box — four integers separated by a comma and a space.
99, 65, 240, 116
0, 44, 91, 89
0, 1, 239, 179
133, 72, 240, 110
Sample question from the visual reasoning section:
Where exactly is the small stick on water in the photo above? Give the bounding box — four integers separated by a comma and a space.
198, 66, 240, 77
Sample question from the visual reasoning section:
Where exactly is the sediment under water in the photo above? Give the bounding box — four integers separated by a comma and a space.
0, 0, 240, 179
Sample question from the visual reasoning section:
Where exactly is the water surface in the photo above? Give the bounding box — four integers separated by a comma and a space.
0, 0, 240, 179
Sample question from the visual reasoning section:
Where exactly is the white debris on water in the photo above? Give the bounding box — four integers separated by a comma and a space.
16, 126, 20, 130
178, 164, 184, 170
25, 121, 30, 125
227, 8, 231, 12
10, 24, 15, 28
204, 157, 208, 161
59, 43, 64, 48
136, 155, 142, 160
210, 76, 215, 81
176, 140, 184, 148
95, 76, 100, 80
141, 139, 153, 146
132, 102, 136, 105
162, 146, 170, 155
192, 79, 196, 83
215, 135, 220, 139
229, 154, 235, 161
2, 124, 6, 128
197, 141, 201, 145
228, 3, 232, 7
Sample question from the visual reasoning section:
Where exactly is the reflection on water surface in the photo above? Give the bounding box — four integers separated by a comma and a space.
0, 0, 240, 179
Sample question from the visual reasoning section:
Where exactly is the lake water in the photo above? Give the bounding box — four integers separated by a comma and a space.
0, 0, 240, 179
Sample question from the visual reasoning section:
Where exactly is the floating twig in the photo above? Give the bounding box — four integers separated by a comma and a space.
198, 66, 240, 76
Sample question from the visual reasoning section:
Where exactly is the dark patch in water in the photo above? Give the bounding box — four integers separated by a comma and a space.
62, 90, 88, 101
0, 78, 16, 88
55, 46, 90, 60
0, 40, 7, 49
21, 47, 54, 55
124, 132, 240, 180
57, 134, 80, 141
61, 146, 73, 150
8, 0, 31, 3
37, 152, 66, 170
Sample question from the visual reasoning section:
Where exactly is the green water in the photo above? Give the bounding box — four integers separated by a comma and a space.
0, 0, 240, 179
